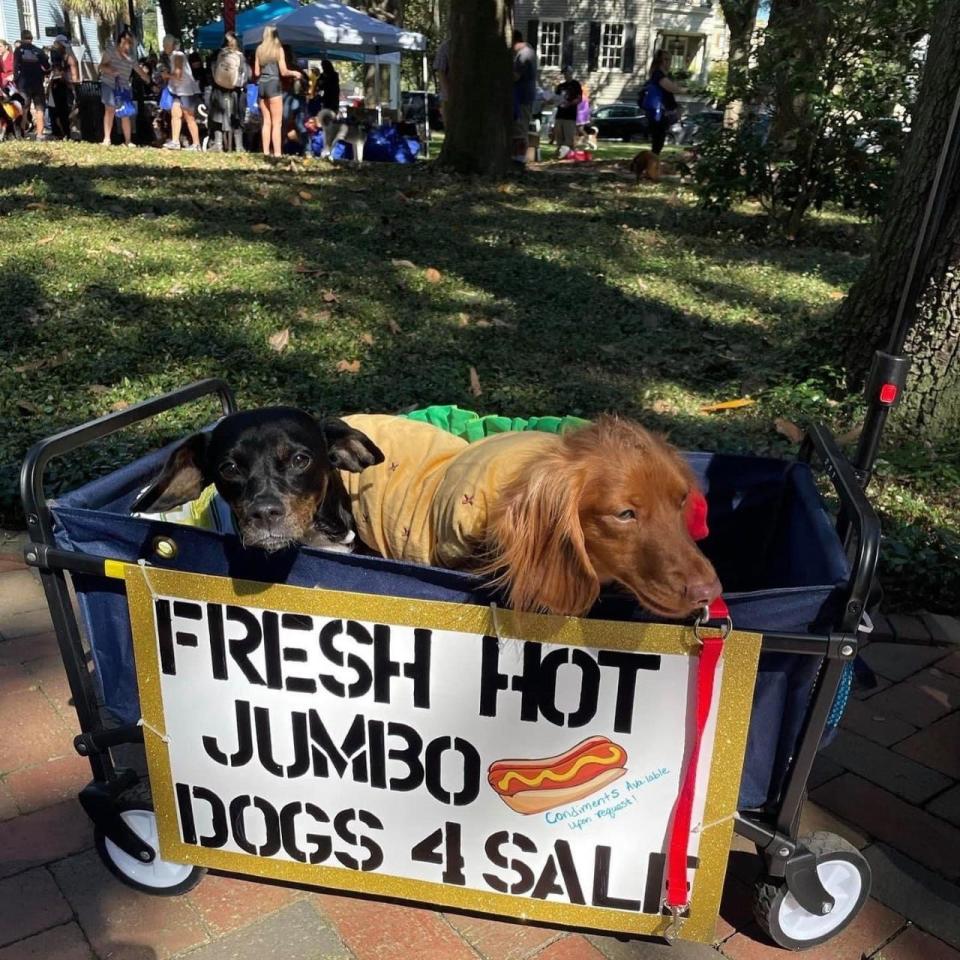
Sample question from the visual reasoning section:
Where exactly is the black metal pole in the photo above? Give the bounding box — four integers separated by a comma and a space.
851, 78, 960, 485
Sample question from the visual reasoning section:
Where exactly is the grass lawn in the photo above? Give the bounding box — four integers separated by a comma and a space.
0, 142, 956, 612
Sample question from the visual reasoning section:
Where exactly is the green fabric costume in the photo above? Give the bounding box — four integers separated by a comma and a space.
403, 405, 589, 443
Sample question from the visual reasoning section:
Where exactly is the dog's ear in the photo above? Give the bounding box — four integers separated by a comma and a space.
131, 433, 210, 513
484, 455, 599, 617
323, 418, 385, 473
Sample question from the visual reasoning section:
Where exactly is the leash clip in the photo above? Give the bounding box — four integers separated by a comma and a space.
662, 900, 689, 943
694, 605, 732, 642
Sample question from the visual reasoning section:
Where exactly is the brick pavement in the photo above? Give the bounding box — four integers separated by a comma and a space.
1, 548, 959, 959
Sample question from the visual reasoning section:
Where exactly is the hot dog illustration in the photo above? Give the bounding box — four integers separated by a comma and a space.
487, 735, 628, 815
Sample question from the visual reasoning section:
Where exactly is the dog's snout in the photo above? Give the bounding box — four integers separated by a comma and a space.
248, 498, 284, 525
684, 577, 723, 607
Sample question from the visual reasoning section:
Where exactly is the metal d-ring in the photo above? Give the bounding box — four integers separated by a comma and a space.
694, 606, 732, 642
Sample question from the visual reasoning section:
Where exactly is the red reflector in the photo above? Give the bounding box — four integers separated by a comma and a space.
879, 383, 899, 404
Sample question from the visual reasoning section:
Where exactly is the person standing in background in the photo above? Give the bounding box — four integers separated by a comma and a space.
208, 30, 246, 151
49, 35, 80, 140
553, 65, 581, 156
13, 30, 48, 137
511, 29, 537, 168
98, 29, 150, 147
163, 48, 202, 150
320, 59, 339, 112
0, 39, 14, 89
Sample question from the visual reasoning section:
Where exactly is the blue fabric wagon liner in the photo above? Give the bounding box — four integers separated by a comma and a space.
50, 436, 850, 811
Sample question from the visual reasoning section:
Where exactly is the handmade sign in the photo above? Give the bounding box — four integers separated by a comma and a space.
124, 565, 761, 941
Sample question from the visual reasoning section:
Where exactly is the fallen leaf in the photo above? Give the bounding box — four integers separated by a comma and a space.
469, 366, 483, 397
290, 196, 302, 207
268, 328, 291, 353
294, 263, 325, 275
110, 400, 130, 413
424, 267, 442, 284
774, 418, 805, 444
322, 291, 339, 304
37, 236, 55, 246
829, 291, 844, 300
652, 399, 678, 415
336, 359, 361, 374
391, 259, 416, 269
106, 244, 135, 260
700, 398, 757, 413
475, 319, 491, 328
16, 399, 41, 414
457, 313, 470, 327
88, 384, 111, 395
24, 201, 46, 210
492, 318, 514, 328
387, 318, 402, 335
298, 190, 314, 201
360, 332, 375, 346
205, 270, 219, 283
251, 223, 272, 234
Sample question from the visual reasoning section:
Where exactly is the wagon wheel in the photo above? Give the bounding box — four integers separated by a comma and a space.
94, 802, 206, 896
753, 832, 870, 950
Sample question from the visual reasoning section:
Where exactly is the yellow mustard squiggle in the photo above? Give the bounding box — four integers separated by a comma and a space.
496, 745, 623, 792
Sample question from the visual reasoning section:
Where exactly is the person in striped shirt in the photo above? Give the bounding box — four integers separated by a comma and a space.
98, 29, 151, 146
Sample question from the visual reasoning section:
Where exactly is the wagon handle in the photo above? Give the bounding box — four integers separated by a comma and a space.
801, 423, 880, 634
20, 378, 237, 549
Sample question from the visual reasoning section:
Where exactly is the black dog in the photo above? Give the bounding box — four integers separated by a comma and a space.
131, 408, 383, 552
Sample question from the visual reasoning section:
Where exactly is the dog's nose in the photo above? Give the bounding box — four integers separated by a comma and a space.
248, 499, 284, 524
684, 577, 722, 607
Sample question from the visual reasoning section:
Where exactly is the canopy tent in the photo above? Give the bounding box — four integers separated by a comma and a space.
195, 0, 298, 50
241, 0, 425, 57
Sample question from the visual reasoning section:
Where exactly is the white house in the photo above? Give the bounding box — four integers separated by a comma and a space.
1, 0, 101, 74
514, 0, 728, 106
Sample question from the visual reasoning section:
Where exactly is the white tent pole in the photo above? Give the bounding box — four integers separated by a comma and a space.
374, 48, 382, 123
422, 51, 430, 155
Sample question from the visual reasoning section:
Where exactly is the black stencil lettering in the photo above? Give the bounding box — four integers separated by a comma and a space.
172, 601, 202, 650
175, 781, 197, 845
252, 796, 282, 857
281, 614, 316, 693
424, 737, 481, 806
515, 643, 542, 722
192, 785, 229, 848
280, 801, 332, 864
592, 846, 641, 911
372, 625, 431, 707
567, 649, 601, 726
286, 710, 310, 778
483, 831, 536, 895
367, 719, 386, 789
386, 721, 423, 792
408, 629, 432, 708
226, 606, 265, 686
531, 855, 564, 900
597, 651, 661, 734
479, 635, 509, 717
229, 795, 256, 854
261, 611, 283, 690
334, 808, 384, 872
202, 699, 253, 767
553, 840, 586, 904
318, 620, 373, 698
155, 599, 176, 675
410, 822, 466, 886
308, 711, 368, 782
207, 603, 228, 680
253, 705, 294, 777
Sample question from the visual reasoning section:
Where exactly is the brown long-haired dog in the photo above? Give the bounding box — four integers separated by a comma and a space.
338, 414, 721, 619
479, 418, 720, 617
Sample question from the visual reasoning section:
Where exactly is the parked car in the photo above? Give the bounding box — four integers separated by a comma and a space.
592, 102, 650, 141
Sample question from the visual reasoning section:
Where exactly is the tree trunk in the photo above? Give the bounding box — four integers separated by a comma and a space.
157, 0, 181, 40
438, 0, 513, 176
719, 0, 759, 127
837, 0, 960, 441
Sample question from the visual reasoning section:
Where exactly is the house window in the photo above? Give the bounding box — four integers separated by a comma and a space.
661, 35, 696, 72
539, 20, 563, 69
17, 0, 37, 36
600, 23, 624, 69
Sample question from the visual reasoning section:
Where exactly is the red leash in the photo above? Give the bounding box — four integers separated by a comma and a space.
663, 627, 726, 933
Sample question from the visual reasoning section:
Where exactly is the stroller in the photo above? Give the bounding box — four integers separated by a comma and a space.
1, 82, 25, 141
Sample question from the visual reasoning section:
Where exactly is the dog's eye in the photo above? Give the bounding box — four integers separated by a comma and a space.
219, 460, 241, 481
616, 509, 636, 521
291, 452, 312, 471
